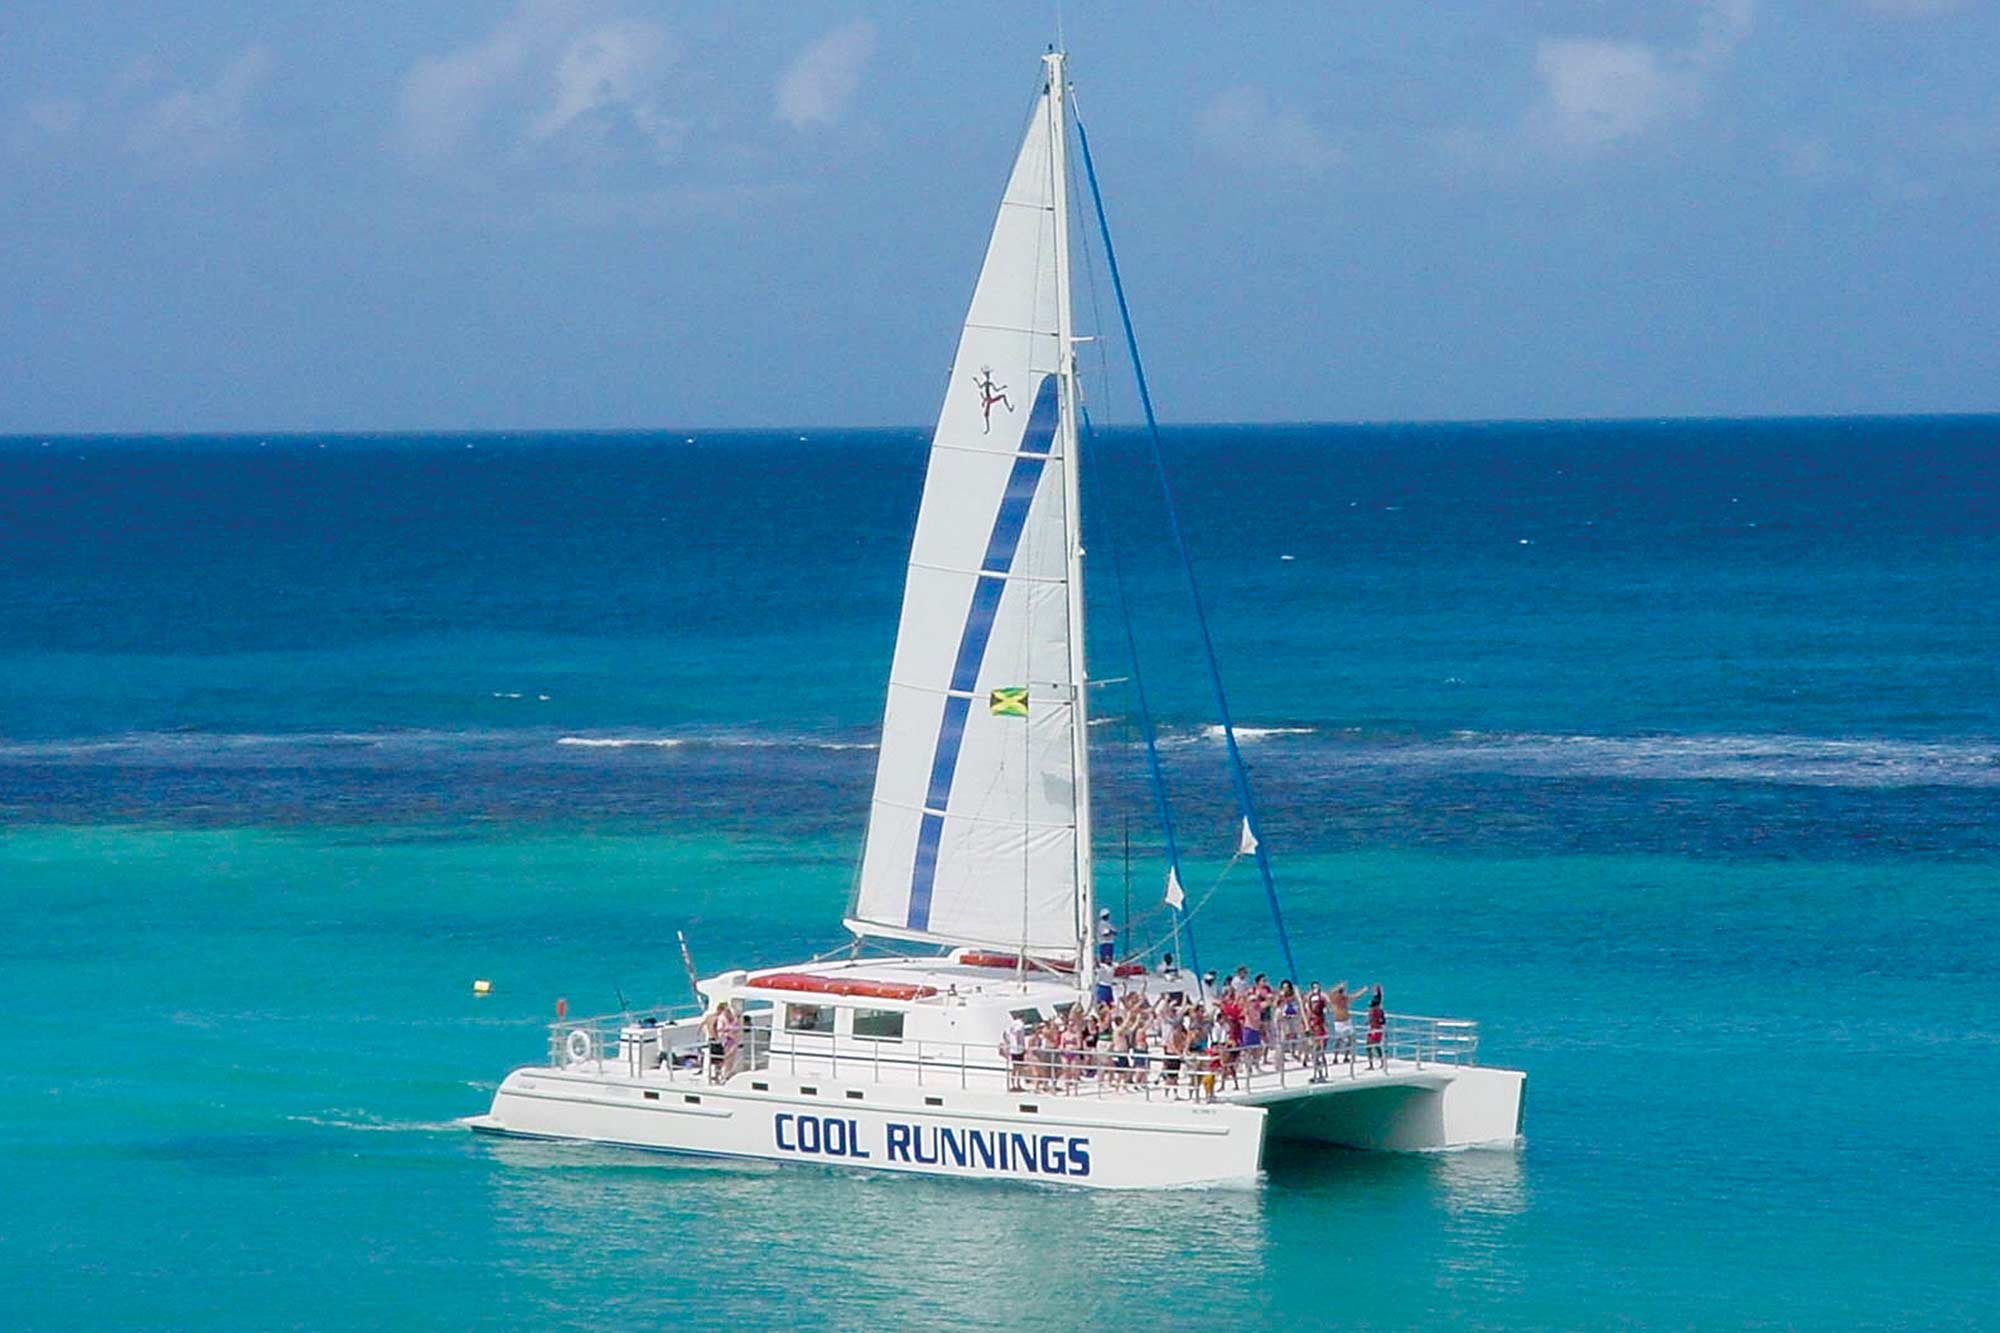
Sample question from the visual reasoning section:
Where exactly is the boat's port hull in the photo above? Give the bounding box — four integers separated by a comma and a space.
480, 1066, 1268, 1190
1253, 1066, 1526, 1151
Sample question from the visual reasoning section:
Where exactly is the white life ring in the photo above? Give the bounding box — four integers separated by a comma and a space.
564, 1028, 593, 1063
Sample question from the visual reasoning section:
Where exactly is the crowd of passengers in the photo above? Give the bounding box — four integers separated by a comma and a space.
688, 952, 1391, 1095
999, 961, 1388, 1099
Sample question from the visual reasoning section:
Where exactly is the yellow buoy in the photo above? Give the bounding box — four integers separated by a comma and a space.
472, 979, 492, 996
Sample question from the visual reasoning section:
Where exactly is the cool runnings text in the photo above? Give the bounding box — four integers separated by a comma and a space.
773, 1113, 1091, 1177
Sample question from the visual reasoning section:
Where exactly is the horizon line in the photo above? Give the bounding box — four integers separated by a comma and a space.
3, 408, 1997, 443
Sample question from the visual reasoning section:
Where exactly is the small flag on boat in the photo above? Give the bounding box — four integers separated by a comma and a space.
1164, 866, 1185, 909
1236, 817, 1259, 857
989, 686, 1028, 717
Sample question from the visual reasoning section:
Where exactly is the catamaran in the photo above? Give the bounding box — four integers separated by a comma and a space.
469, 50, 1525, 1189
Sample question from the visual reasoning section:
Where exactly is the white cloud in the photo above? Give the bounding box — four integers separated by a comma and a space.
396, 1, 679, 166
1525, 0, 1751, 154
531, 20, 682, 159
1531, 39, 1693, 149
1196, 85, 1342, 178
775, 20, 876, 129
6, 51, 270, 175
397, 1, 567, 159
124, 46, 272, 170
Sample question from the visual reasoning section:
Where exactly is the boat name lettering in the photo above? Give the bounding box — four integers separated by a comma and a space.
773, 1113, 871, 1159
773, 1114, 1089, 1177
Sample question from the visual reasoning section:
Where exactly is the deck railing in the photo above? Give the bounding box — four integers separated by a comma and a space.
547, 1009, 1478, 1100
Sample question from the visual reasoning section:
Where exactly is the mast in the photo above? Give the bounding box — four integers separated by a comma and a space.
1044, 49, 1093, 993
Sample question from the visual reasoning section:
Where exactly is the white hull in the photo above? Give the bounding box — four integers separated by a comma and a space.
1247, 1065, 1526, 1152
471, 1048, 1523, 1189
473, 1064, 1268, 1190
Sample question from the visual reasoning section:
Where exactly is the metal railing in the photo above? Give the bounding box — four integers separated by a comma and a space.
546, 1009, 1478, 1100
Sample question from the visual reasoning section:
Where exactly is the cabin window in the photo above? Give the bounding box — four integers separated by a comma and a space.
784, 1003, 833, 1034
1009, 1007, 1042, 1024
850, 1008, 906, 1042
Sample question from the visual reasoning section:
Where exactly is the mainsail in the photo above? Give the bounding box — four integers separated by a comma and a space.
847, 68, 1087, 956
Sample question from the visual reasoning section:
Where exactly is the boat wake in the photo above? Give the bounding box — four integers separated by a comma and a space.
287, 1112, 465, 1134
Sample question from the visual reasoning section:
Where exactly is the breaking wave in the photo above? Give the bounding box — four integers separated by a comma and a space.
1320, 731, 2000, 789
2, 725, 1991, 790
1204, 725, 1317, 742
555, 733, 875, 752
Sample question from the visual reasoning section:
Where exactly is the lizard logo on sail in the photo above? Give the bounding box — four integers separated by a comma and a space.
973, 367, 1013, 434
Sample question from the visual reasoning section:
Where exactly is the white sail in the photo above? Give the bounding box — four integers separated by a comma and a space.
847, 78, 1082, 955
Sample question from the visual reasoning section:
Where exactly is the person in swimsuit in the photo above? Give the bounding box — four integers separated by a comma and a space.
1275, 981, 1303, 1068
1191, 1015, 1216, 1102
1306, 982, 1330, 1082
1109, 1011, 1133, 1086
1240, 990, 1265, 1072
719, 1002, 743, 1079
1365, 986, 1387, 1070
1211, 1011, 1240, 1093
701, 1003, 727, 1083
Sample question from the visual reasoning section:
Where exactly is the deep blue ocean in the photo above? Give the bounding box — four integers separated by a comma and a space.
2, 417, 1996, 1328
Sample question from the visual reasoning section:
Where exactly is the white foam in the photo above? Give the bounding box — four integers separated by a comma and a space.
1352, 731, 2000, 789
556, 736, 686, 749
1201, 724, 1317, 742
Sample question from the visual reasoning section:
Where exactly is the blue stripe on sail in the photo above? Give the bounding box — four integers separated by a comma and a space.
906, 375, 1061, 932
924, 695, 974, 810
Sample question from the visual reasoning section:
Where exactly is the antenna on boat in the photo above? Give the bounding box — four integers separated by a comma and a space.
676, 930, 703, 1006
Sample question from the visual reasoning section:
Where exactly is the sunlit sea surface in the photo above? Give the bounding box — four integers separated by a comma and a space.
2, 417, 1996, 1328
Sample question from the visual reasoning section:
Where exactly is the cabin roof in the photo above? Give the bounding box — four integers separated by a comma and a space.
704, 954, 1084, 1010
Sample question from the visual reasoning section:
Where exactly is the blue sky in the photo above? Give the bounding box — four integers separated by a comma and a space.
3, 2, 1995, 432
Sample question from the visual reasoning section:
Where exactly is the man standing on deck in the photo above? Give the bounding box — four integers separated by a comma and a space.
1096, 909, 1116, 964
1329, 981, 1363, 1065
1001, 1016, 1027, 1091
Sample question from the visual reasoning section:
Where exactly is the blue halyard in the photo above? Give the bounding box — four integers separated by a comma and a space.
1072, 108, 1299, 983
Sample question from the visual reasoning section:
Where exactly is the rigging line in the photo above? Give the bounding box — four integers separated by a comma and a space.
1128, 852, 1247, 963
1071, 101, 1298, 984
1080, 403, 1200, 977
1068, 118, 1196, 975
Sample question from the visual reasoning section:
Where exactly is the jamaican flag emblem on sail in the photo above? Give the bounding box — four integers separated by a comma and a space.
988, 687, 1028, 717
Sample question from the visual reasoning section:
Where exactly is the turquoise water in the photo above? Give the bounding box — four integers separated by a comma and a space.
2, 419, 1997, 1327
